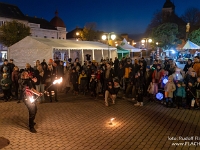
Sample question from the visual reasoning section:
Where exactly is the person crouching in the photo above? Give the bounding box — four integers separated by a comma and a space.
105, 80, 120, 106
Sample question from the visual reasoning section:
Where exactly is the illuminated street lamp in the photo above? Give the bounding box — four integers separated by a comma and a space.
76, 32, 80, 41
102, 32, 116, 59
141, 38, 152, 56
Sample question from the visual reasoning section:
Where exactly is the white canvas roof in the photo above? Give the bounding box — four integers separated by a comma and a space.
182, 40, 200, 50
8, 36, 117, 68
119, 38, 142, 52
31, 36, 117, 50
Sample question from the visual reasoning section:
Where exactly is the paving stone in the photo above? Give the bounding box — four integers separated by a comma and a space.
0, 92, 200, 150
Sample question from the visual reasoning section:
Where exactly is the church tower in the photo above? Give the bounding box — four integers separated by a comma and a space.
162, 0, 175, 23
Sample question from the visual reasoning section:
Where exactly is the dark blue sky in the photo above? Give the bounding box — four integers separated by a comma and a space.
2, 0, 200, 34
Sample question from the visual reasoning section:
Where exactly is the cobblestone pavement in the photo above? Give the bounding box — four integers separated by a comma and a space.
0, 92, 200, 150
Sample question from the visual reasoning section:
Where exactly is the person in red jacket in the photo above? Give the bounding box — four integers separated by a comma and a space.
152, 64, 164, 89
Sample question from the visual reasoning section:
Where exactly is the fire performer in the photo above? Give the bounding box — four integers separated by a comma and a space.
20, 71, 41, 133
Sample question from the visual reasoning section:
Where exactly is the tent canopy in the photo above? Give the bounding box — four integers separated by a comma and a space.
117, 46, 130, 53
31, 36, 117, 50
118, 38, 142, 52
182, 40, 200, 50
8, 36, 117, 68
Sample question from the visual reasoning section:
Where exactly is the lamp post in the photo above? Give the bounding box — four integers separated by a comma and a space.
102, 32, 116, 59
76, 32, 80, 41
141, 38, 152, 56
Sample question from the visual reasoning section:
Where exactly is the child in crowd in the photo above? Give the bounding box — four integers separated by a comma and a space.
160, 71, 168, 89
147, 78, 158, 102
90, 74, 97, 97
175, 81, 186, 109
164, 75, 176, 108
1, 73, 12, 102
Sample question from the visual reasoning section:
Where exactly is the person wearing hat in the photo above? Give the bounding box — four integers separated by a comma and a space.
164, 75, 176, 108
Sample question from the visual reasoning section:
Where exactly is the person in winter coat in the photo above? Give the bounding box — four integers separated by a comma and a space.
1, 73, 12, 101
147, 79, 158, 102
183, 59, 192, 73
164, 75, 176, 108
192, 56, 200, 77
134, 72, 145, 106
79, 70, 87, 95
34, 64, 45, 103
117, 63, 125, 87
144, 66, 153, 96
152, 64, 164, 88
175, 81, 186, 109
96, 70, 102, 95
12, 66, 20, 100
45, 64, 58, 102
70, 68, 79, 95
172, 68, 183, 82
123, 59, 134, 91
90, 74, 97, 97
63, 64, 71, 94
124, 68, 134, 99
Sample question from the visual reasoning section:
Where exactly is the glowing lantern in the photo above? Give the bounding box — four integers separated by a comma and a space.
156, 92, 164, 100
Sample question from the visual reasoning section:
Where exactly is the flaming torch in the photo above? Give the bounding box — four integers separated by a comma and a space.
46, 77, 63, 90
53, 77, 63, 84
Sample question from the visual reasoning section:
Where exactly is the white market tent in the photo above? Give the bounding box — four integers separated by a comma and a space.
182, 40, 200, 49
8, 36, 117, 68
118, 38, 142, 52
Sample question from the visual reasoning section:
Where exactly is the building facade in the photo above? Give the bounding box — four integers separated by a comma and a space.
0, 2, 67, 61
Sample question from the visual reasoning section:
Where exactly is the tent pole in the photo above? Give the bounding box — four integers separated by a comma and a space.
81, 49, 84, 65
68, 49, 71, 59
102, 49, 104, 59
92, 49, 95, 60
110, 50, 112, 60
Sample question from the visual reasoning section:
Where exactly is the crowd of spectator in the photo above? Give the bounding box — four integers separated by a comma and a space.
1, 55, 200, 109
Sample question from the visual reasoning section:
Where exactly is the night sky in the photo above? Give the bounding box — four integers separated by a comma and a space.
1, 0, 200, 34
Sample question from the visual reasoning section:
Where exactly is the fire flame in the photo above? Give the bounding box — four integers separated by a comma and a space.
53, 77, 63, 84
29, 96, 35, 103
